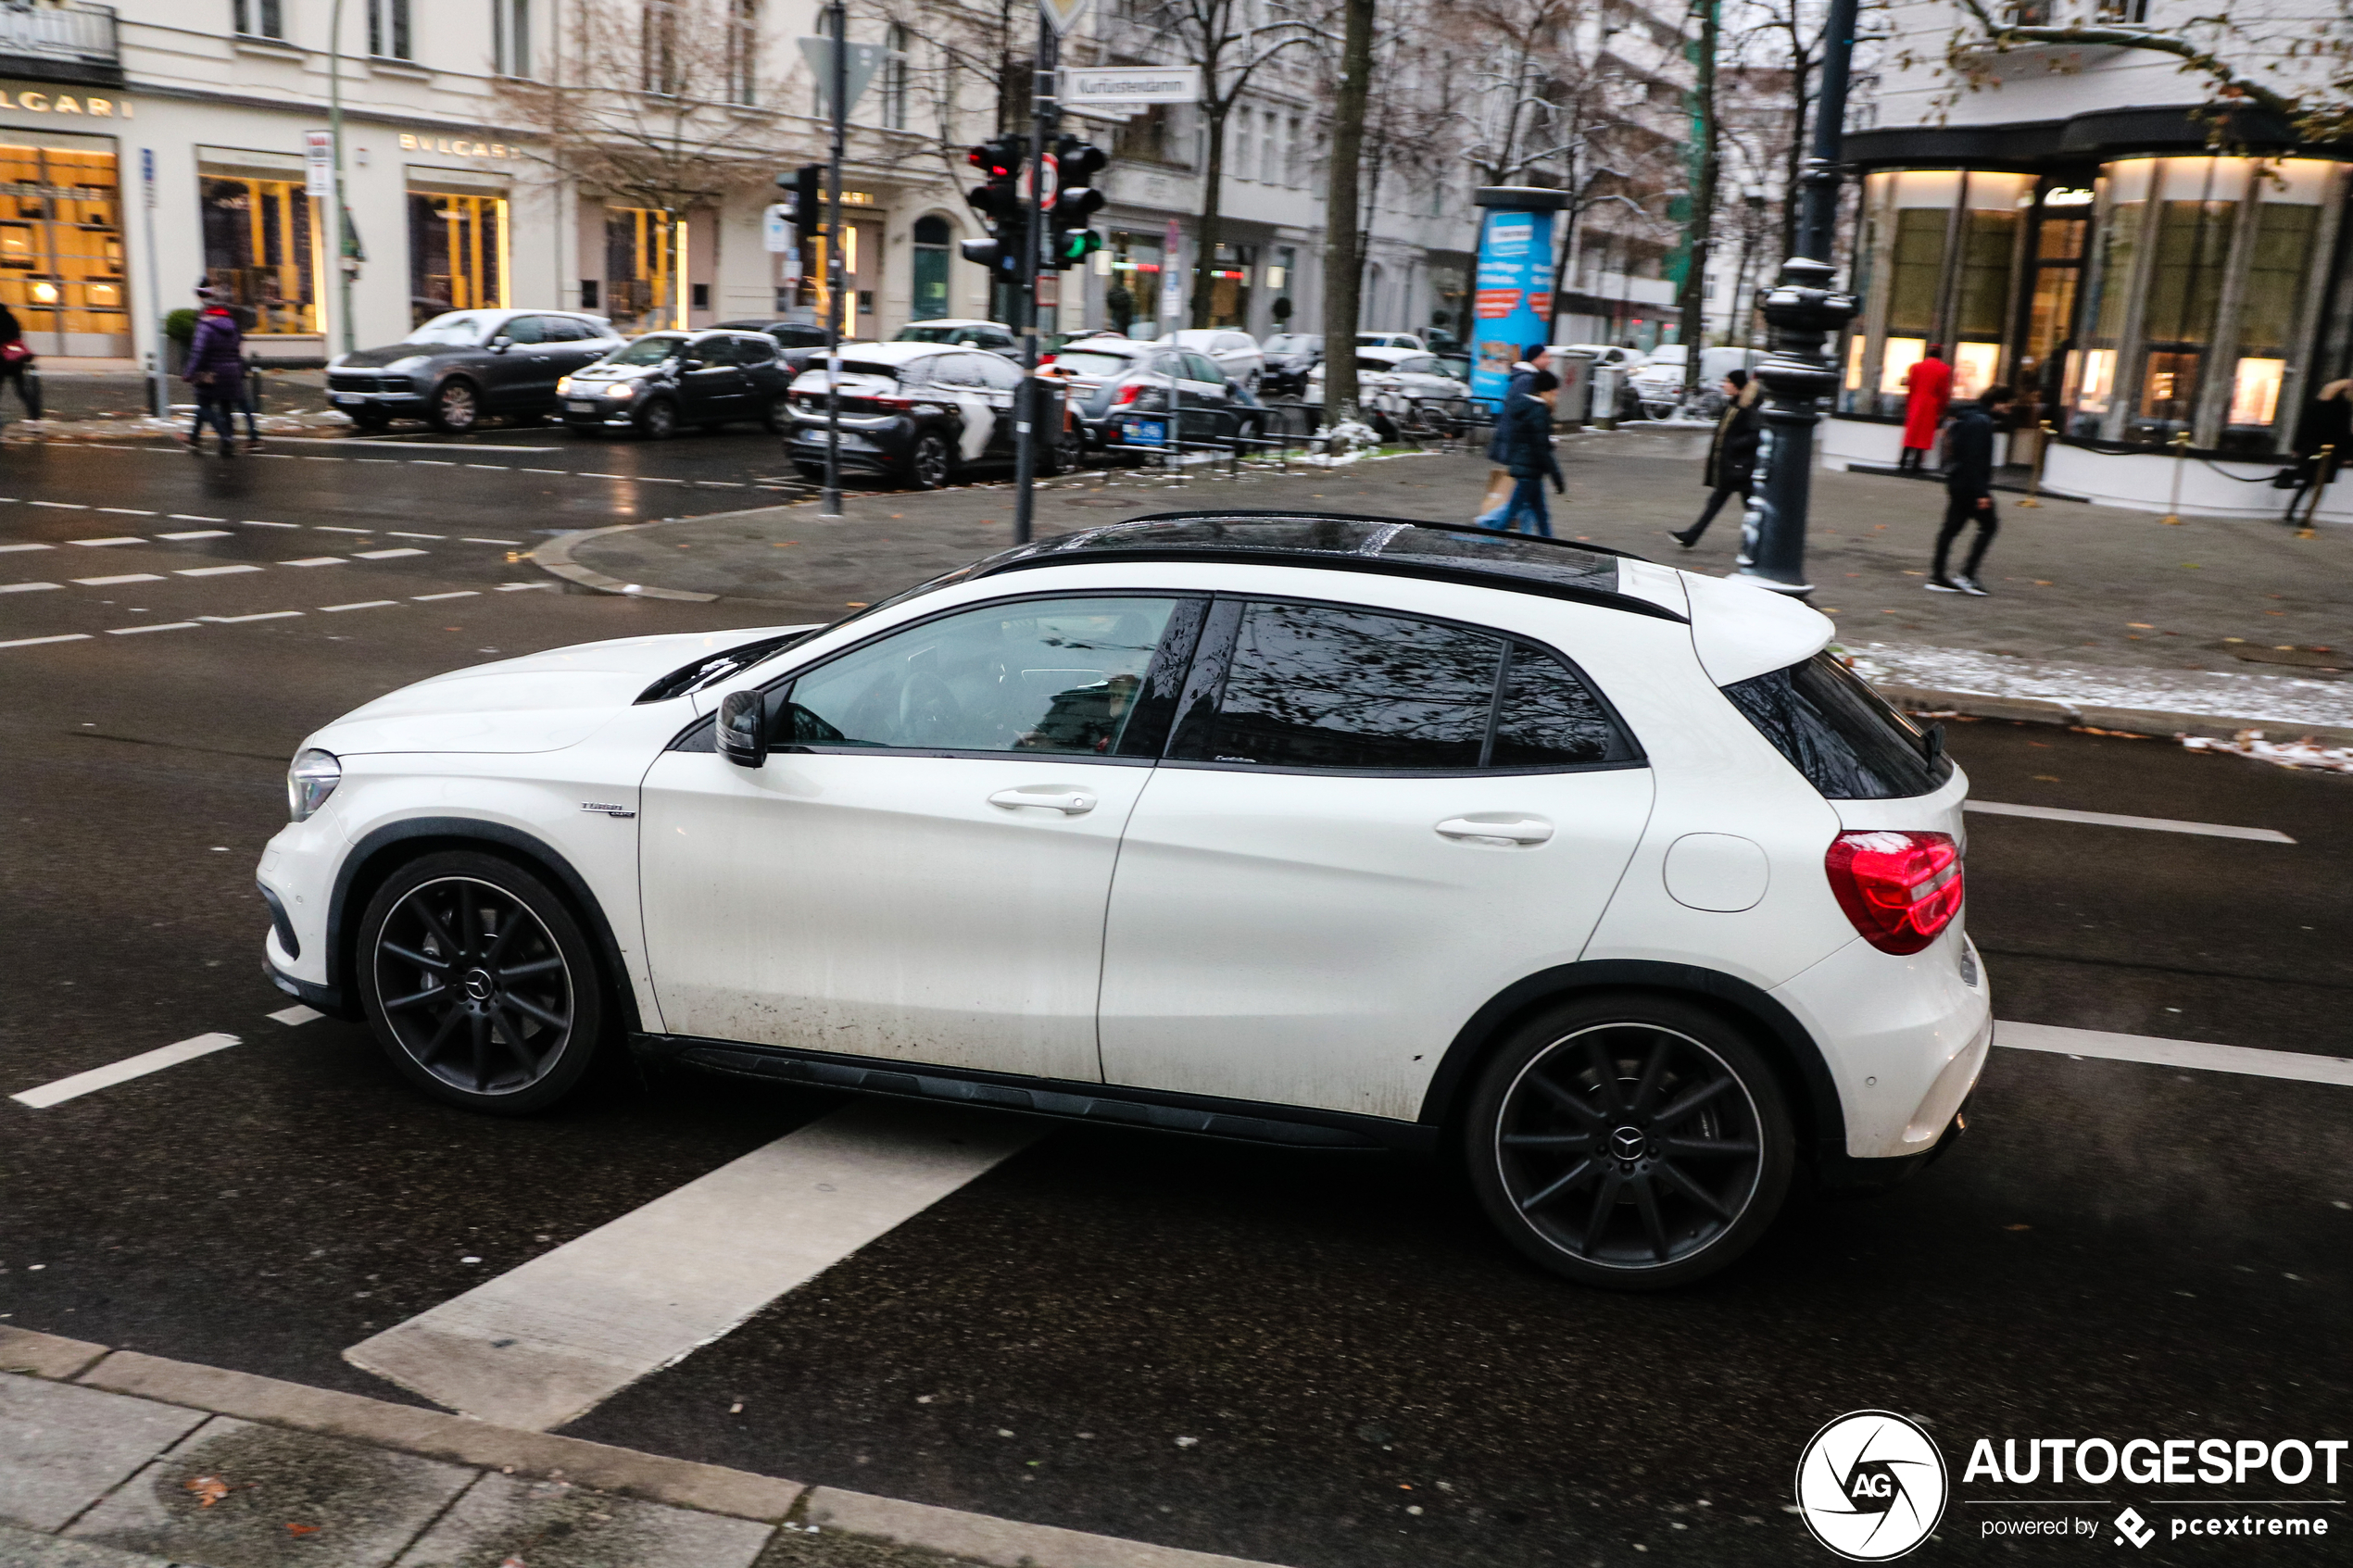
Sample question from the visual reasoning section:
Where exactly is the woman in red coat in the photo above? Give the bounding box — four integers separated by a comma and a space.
1899, 345, 1952, 470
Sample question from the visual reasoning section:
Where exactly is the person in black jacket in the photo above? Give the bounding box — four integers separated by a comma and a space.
1491, 370, 1564, 535
1929, 384, 2014, 596
1671, 370, 1761, 548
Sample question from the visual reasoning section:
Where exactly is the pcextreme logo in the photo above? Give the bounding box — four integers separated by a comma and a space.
1796, 1411, 1950, 1561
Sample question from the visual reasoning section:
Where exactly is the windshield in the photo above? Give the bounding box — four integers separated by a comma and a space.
609, 335, 685, 365
407, 312, 496, 346
1265, 334, 1319, 355
896, 323, 990, 343
1052, 350, 1137, 377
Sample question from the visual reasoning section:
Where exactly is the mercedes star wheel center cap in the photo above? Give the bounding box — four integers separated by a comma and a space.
463, 968, 496, 1004
1611, 1126, 1648, 1161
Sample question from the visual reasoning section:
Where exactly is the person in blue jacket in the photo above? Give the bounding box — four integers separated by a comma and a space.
182, 285, 245, 458
1489, 370, 1564, 536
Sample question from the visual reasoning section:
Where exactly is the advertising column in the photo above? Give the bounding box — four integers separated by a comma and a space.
1467, 186, 1567, 410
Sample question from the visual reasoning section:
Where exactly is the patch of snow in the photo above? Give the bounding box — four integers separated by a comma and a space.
2182, 733, 2353, 772
1848, 641, 2353, 728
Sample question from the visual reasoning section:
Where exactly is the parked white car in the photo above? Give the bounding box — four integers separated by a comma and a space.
1306, 345, 1469, 410
1356, 332, 1427, 351
1629, 345, 1692, 416
259, 515, 1987, 1290
1153, 329, 1265, 390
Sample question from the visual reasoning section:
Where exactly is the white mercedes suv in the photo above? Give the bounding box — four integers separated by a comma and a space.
258, 514, 1989, 1289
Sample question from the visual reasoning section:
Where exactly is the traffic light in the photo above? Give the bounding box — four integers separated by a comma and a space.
778, 163, 825, 232
1048, 137, 1107, 271
961, 136, 1028, 276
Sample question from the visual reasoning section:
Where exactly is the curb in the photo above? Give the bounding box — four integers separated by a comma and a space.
1875, 683, 2353, 748
0, 1324, 1287, 1568
529, 520, 725, 603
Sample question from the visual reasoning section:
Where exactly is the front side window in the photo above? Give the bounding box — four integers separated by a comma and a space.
780, 597, 1189, 757
609, 334, 685, 365
500, 314, 547, 344
1721, 652, 1954, 800
407, 311, 492, 345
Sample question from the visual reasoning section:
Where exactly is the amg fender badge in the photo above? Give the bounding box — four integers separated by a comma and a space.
581, 802, 636, 819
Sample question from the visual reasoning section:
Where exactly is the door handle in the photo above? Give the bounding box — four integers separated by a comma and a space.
988, 786, 1097, 815
1436, 815, 1553, 845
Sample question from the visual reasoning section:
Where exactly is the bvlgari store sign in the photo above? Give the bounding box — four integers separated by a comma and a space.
0, 86, 132, 118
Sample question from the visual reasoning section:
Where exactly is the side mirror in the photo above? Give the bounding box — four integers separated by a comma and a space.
718, 690, 767, 769
489, 335, 512, 353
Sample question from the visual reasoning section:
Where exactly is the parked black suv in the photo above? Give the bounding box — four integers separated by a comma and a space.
716, 319, 833, 377
559, 331, 799, 438
327, 309, 623, 432
785, 342, 1076, 487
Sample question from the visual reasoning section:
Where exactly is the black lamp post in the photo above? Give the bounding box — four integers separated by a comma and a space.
1735, 0, 1861, 597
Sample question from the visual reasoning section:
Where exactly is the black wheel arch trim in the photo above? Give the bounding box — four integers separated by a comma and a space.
1416, 959, 1855, 1174
636, 1033, 1436, 1152
325, 817, 642, 1035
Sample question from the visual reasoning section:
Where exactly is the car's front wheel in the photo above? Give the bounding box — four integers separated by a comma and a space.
635, 396, 680, 440
1465, 993, 1793, 1290
356, 851, 607, 1115
425, 378, 481, 433
903, 431, 952, 489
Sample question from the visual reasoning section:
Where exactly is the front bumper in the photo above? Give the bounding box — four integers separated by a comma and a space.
788, 418, 912, 471
328, 389, 426, 413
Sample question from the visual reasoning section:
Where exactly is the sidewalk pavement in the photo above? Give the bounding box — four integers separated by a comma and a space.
0, 1325, 1280, 1568
534, 432, 2353, 743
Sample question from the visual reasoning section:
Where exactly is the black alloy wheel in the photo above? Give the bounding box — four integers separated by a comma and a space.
426, 378, 481, 433
906, 432, 951, 489
357, 851, 606, 1114
1466, 994, 1793, 1290
637, 396, 680, 440
762, 393, 791, 433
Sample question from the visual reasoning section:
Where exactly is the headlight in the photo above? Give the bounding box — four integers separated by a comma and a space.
604, 382, 635, 398
556, 376, 573, 395
286, 748, 341, 822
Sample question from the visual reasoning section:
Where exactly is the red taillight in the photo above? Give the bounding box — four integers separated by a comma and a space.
1824, 831, 1963, 955
1113, 383, 1141, 405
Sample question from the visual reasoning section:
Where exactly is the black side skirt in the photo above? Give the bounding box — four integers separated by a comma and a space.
633, 1033, 1435, 1153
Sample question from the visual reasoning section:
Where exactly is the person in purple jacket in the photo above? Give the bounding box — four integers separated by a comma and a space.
182, 284, 245, 458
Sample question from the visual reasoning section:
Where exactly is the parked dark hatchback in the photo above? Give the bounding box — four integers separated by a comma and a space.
716, 319, 833, 376
560, 330, 798, 438
327, 309, 623, 432
786, 341, 1076, 488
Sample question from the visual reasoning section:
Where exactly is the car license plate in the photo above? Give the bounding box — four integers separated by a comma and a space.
568, 401, 598, 413
330, 393, 359, 404
1126, 419, 1168, 447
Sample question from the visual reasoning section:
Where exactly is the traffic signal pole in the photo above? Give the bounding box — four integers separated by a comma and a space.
1013, 20, 1058, 546
820, 0, 849, 520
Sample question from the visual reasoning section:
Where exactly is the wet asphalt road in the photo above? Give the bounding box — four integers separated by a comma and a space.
0, 430, 2347, 1568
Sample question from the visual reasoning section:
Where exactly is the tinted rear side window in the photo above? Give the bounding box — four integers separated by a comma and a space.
1208, 603, 1503, 770
1491, 646, 1629, 767
1721, 652, 1954, 799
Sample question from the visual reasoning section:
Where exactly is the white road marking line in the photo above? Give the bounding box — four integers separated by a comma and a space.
698, 481, 746, 487
0, 542, 54, 552
157, 529, 233, 540
409, 459, 457, 466
320, 599, 398, 612
580, 471, 626, 479
168, 514, 228, 522
0, 582, 60, 593
0, 633, 90, 649
268, 1004, 323, 1026
106, 621, 201, 634
343, 1101, 1038, 1430
242, 520, 299, 528
465, 463, 509, 470
356, 458, 400, 464
463, 537, 522, 546
176, 564, 264, 577
30, 500, 89, 509
354, 547, 428, 559
68, 536, 144, 546
283, 557, 346, 567
638, 476, 686, 484
1965, 800, 2295, 844
413, 590, 479, 601
1999, 1022, 2353, 1087
10, 1033, 242, 1109
201, 609, 304, 623
74, 573, 165, 585
520, 468, 564, 475
314, 526, 373, 534
496, 582, 554, 592
98, 508, 157, 516
388, 531, 446, 540
261, 435, 562, 452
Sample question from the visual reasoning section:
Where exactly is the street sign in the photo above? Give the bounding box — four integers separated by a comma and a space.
762, 204, 795, 254
1160, 218, 1183, 322
1038, 0, 1095, 36
304, 131, 333, 199
1015, 153, 1059, 207
1063, 65, 1201, 106
798, 37, 888, 118
140, 145, 155, 210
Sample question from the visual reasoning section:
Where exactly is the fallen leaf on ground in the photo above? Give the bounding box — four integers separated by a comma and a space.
285, 1523, 319, 1536
2005, 1223, 2032, 1232
185, 1476, 229, 1508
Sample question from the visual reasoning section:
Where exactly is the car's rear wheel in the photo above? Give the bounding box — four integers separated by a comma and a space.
357, 851, 606, 1115
904, 432, 952, 489
1466, 993, 1793, 1290
761, 394, 791, 433
425, 379, 481, 433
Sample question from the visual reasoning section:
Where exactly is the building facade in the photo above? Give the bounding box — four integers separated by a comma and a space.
1831, 0, 2353, 519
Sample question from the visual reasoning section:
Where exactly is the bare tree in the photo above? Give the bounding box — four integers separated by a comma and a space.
1321, 0, 1375, 419
1122, 0, 1318, 327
